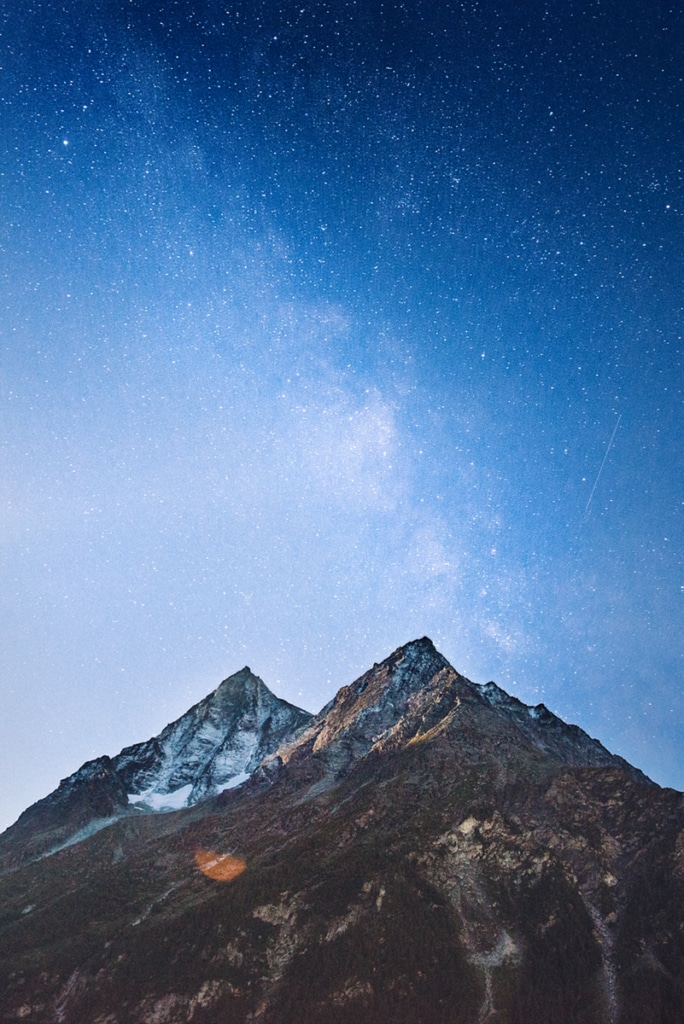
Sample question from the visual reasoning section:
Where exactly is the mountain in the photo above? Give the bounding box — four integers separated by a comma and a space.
1, 638, 683, 1024
258, 638, 649, 792
0, 667, 312, 873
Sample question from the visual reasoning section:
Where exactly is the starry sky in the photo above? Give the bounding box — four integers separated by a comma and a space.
1, 0, 682, 830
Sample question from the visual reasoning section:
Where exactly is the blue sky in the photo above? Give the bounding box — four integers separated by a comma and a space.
1, 0, 682, 830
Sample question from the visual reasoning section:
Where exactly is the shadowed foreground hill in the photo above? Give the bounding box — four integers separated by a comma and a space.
1, 638, 683, 1024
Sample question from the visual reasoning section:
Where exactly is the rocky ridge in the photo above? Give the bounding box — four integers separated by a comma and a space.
259, 638, 648, 793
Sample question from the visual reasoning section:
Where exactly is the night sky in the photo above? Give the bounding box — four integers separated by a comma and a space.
2, 0, 682, 831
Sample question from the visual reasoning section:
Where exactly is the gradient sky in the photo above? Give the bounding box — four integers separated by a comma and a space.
1, 0, 682, 831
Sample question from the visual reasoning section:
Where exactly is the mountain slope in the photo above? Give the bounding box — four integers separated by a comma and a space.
1, 639, 682, 1024
0, 667, 311, 872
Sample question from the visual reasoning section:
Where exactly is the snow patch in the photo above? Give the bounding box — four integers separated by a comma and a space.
217, 772, 250, 792
128, 784, 193, 811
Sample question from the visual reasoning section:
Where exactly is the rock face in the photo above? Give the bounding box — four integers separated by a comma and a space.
1, 638, 683, 1024
0, 667, 312, 871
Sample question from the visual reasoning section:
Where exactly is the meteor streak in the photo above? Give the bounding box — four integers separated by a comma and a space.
583, 414, 622, 519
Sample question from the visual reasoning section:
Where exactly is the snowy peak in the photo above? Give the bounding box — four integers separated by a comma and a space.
212, 665, 263, 703
118, 666, 311, 807
0, 669, 311, 870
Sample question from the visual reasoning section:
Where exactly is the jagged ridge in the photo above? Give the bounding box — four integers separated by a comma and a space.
259, 637, 649, 792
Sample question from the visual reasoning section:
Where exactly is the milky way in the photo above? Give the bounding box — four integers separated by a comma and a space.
1, 0, 682, 828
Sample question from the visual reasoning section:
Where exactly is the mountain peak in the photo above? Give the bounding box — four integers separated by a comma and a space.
405, 634, 438, 651
0, 669, 312, 870
117, 667, 311, 807
265, 637, 463, 786
210, 665, 264, 702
